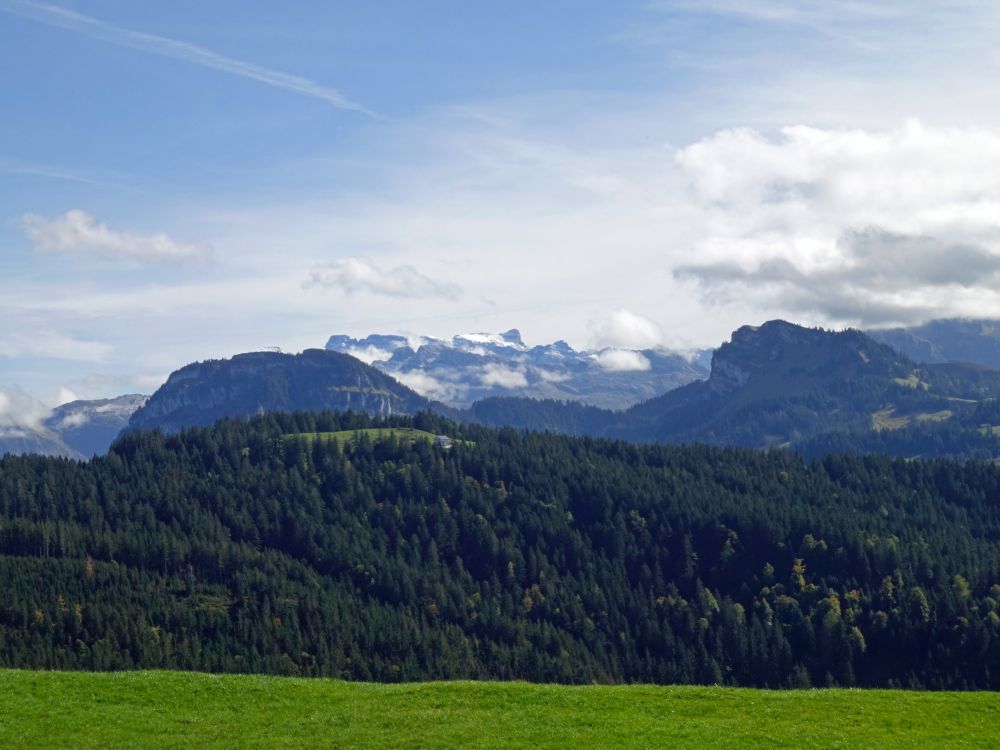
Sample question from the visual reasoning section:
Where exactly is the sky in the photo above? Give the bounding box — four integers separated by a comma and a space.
4, 0, 1000, 407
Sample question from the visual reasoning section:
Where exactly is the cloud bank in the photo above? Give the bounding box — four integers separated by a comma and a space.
0, 386, 52, 436
306, 258, 461, 300
21, 209, 210, 264
673, 121, 1000, 325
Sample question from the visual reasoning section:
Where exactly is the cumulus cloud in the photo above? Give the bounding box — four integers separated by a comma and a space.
54, 386, 79, 406
589, 308, 665, 350
534, 368, 571, 383
673, 121, 1000, 326
0, 386, 53, 436
479, 363, 528, 389
344, 345, 396, 364
21, 210, 210, 263
393, 370, 466, 403
593, 349, 653, 372
679, 229, 1000, 324
306, 258, 461, 300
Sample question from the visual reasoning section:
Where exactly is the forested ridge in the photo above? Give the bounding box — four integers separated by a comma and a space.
1, 411, 998, 689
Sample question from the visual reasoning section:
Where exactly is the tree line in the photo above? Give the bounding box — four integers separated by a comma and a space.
0, 411, 997, 688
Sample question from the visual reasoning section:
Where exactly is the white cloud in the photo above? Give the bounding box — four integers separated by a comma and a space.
55, 411, 89, 429
54, 386, 78, 406
393, 370, 465, 403
344, 345, 396, 364
0, 0, 372, 115
673, 121, 1000, 325
593, 349, 653, 372
0, 386, 52, 435
479, 363, 528, 389
589, 308, 665, 350
663, 1, 898, 30
0, 328, 112, 362
306, 258, 461, 300
21, 209, 210, 264
535, 368, 571, 383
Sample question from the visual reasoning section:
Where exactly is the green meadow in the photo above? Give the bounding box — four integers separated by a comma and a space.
1, 670, 997, 749
286, 427, 448, 447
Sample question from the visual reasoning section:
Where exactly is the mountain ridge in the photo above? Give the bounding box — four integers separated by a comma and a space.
326, 329, 707, 410
125, 348, 458, 435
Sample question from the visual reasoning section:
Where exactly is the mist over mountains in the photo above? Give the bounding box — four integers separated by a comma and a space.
0, 393, 147, 459
325, 329, 707, 410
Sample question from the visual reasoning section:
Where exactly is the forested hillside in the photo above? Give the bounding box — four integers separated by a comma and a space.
475, 321, 1000, 460
0, 412, 998, 689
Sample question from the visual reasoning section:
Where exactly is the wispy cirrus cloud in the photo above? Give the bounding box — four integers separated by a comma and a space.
20, 209, 210, 264
306, 258, 462, 300
0, 0, 374, 115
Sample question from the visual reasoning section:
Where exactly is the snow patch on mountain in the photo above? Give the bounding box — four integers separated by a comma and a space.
326, 330, 708, 410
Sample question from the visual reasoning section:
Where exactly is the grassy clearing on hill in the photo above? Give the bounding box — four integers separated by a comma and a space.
285, 427, 448, 447
1, 670, 997, 749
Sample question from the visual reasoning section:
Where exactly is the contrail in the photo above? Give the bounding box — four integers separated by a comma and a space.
0, 0, 375, 116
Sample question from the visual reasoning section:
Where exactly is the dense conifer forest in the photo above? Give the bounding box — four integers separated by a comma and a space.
0, 411, 998, 689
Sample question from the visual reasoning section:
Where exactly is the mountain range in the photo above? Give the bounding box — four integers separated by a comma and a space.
325, 329, 707, 410
113, 320, 1000, 462
0, 394, 146, 459
463, 321, 1000, 455
10, 318, 1000, 461
867, 318, 1000, 368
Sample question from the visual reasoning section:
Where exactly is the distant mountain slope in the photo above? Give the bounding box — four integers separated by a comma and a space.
474, 320, 1000, 458
118, 321, 1000, 459
624, 321, 920, 446
0, 429, 76, 459
326, 329, 706, 410
1, 393, 149, 459
45, 395, 147, 457
126, 349, 454, 435
868, 318, 1000, 367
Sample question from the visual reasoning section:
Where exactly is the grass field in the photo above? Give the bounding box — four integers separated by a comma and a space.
1, 670, 997, 749
285, 427, 447, 448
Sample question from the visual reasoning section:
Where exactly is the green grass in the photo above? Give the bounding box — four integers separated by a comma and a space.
286, 427, 448, 448
1, 670, 997, 749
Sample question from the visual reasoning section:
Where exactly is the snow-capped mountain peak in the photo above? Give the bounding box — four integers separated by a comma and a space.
326, 330, 707, 410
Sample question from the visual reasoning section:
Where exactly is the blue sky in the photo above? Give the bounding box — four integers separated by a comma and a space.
4, 1, 1000, 406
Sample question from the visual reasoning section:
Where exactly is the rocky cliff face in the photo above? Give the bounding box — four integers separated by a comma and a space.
126, 349, 444, 435
708, 321, 835, 393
